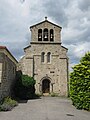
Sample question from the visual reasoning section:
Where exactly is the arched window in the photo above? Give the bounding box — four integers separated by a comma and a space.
38, 29, 42, 41
43, 28, 48, 41
50, 29, 54, 41
41, 52, 45, 63
47, 52, 51, 63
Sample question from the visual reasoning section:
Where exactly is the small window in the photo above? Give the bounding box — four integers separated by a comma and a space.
38, 29, 42, 41
47, 52, 51, 63
50, 29, 54, 41
43, 28, 48, 41
41, 52, 45, 63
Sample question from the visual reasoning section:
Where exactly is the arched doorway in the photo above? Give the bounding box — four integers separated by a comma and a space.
42, 79, 50, 93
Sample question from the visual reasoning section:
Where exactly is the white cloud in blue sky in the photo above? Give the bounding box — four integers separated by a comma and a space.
0, 0, 90, 70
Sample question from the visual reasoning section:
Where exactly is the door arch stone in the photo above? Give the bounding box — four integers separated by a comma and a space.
42, 79, 50, 93
40, 76, 52, 94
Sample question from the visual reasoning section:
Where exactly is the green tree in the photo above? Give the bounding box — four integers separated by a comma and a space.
70, 52, 90, 111
22, 75, 36, 87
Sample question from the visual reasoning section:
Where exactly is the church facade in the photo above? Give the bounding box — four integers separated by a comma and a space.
18, 17, 69, 96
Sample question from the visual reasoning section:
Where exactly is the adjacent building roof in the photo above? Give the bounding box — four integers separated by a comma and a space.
0, 46, 18, 64
61, 46, 68, 50
30, 17, 62, 29
24, 45, 31, 50
0, 46, 6, 49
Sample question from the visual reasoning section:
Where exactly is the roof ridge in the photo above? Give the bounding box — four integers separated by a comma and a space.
30, 20, 62, 29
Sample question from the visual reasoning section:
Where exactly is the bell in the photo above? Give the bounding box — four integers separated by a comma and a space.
51, 34, 53, 38
44, 35, 47, 38
39, 35, 41, 38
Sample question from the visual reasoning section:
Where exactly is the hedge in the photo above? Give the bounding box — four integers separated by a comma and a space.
70, 52, 90, 111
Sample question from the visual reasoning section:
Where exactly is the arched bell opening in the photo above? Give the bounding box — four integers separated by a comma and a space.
38, 29, 42, 41
43, 28, 48, 41
50, 29, 54, 41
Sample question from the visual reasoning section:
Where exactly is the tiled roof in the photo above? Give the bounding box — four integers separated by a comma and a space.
0, 46, 6, 49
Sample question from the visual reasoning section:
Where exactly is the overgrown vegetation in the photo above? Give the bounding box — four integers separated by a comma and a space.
0, 97, 18, 111
50, 92, 59, 97
14, 71, 36, 99
70, 52, 90, 111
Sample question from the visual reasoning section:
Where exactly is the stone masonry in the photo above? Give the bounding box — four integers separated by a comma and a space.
18, 17, 69, 96
0, 46, 18, 100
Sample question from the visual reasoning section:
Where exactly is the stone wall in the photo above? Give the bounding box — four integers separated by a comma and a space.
0, 49, 17, 101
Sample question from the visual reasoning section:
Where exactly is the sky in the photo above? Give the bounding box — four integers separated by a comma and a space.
0, 0, 90, 71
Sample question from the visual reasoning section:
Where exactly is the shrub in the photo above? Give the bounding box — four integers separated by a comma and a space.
0, 103, 12, 111
70, 52, 90, 111
0, 97, 18, 111
22, 75, 36, 87
14, 72, 36, 99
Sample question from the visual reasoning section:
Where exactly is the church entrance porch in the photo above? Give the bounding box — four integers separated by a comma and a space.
38, 76, 54, 95
42, 79, 50, 93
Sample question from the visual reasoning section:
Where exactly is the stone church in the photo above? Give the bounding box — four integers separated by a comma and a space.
18, 17, 69, 96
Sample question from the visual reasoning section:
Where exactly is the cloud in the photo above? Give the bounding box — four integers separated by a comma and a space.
78, 0, 90, 11
61, 0, 90, 70
42, 0, 68, 26
74, 42, 90, 58
20, 0, 25, 4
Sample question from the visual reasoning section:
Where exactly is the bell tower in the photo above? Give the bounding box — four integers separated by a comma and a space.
30, 17, 62, 44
